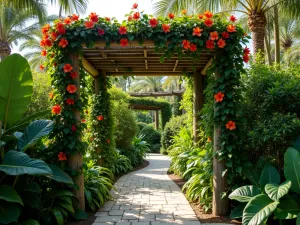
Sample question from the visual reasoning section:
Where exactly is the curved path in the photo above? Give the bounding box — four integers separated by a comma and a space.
93, 153, 201, 225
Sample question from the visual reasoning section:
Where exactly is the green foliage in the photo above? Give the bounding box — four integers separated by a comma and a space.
132, 135, 150, 164
136, 112, 152, 124
139, 125, 161, 153
129, 97, 172, 129
284, 147, 300, 192
84, 165, 114, 212
109, 87, 137, 150
108, 153, 132, 175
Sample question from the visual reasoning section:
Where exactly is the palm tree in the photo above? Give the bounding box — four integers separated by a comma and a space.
153, 0, 300, 55
131, 76, 165, 93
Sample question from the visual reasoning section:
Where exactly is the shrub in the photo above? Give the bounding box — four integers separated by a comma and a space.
139, 125, 161, 153
132, 135, 150, 164
136, 111, 152, 123
108, 153, 133, 175
137, 121, 147, 134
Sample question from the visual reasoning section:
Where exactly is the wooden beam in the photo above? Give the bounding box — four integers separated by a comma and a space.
193, 70, 204, 143
106, 72, 192, 76
173, 60, 179, 72
129, 104, 161, 110
93, 40, 155, 48
80, 56, 99, 76
130, 91, 184, 97
201, 58, 213, 75
155, 110, 159, 130
144, 49, 148, 70
110, 60, 118, 72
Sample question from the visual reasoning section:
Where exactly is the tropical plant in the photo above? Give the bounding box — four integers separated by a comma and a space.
139, 125, 161, 153
131, 76, 164, 92
132, 135, 150, 164
108, 153, 133, 175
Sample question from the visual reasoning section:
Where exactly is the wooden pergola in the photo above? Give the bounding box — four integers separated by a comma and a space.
73, 40, 227, 216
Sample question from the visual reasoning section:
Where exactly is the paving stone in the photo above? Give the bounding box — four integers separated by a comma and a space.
108, 210, 124, 216
94, 216, 122, 223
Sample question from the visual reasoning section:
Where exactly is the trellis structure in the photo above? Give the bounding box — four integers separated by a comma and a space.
42, 8, 249, 216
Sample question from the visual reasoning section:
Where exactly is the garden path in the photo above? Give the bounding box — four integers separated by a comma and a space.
93, 153, 227, 225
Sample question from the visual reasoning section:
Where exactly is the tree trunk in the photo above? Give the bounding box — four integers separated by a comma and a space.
248, 11, 267, 56
0, 41, 11, 61
264, 34, 272, 65
273, 5, 280, 64
154, 110, 159, 130
193, 71, 204, 144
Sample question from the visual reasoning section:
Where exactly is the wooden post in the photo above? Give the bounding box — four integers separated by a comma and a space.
193, 70, 204, 143
68, 53, 85, 210
213, 67, 229, 216
154, 110, 159, 130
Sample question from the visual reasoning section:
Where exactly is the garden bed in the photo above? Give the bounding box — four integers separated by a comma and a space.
167, 172, 241, 225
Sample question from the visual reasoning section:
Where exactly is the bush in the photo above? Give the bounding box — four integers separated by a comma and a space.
139, 125, 161, 153
107, 153, 132, 175
136, 111, 152, 123
109, 87, 137, 149
137, 121, 147, 133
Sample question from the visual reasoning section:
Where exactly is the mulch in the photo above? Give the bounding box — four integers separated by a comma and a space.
66, 160, 150, 225
167, 172, 241, 224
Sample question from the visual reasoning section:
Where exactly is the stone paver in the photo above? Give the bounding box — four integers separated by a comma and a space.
94, 154, 230, 225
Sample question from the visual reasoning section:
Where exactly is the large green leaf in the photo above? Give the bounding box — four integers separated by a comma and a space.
230, 203, 246, 219
51, 208, 64, 225
229, 185, 261, 202
19, 219, 40, 225
0, 150, 52, 176
0, 185, 23, 205
265, 181, 291, 201
0, 54, 33, 129
18, 120, 54, 151
274, 197, 300, 219
297, 213, 300, 225
259, 165, 280, 189
0, 200, 20, 224
48, 165, 74, 184
73, 209, 88, 220
243, 194, 279, 225
284, 147, 300, 193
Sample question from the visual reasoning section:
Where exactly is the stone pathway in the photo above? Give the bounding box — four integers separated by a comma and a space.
93, 154, 219, 225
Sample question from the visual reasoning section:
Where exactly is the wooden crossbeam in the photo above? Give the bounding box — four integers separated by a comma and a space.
130, 91, 184, 97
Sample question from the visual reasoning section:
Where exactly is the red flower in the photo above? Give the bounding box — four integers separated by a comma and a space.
85, 21, 94, 29
40, 64, 45, 71
190, 44, 197, 52
229, 15, 237, 22
181, 9, 187, 15
70, 71, 78, 79
162, 24, 170, 33
63, 64, 73, 73
41, 50, 47, 56
168, 13, 175, 19
128, 15, 133, 21
49, 92, 54, 99
51, 32, 58, 41
226, 121, 236, 130
119, 26, 127, 35
133, 12, 140, 20
41, 24, 51, 34
66, 84, 77, 93
43, 34, 49, 39
198, 14, 204, 19
58, 152, 67, 161
71, 125, 76, 132
66, 98, 74, 105
243, 54, 250, 63
89, 12, 99, 22
58, 38, 68, 48
214, 92, 225, 102
149, 18, 159, 28
182, 40, 190, 49
81, 119, 86, 123
106, 139, 111, 144
204, 18, 213, 27
98, 28, 105, 35
120, 38, 129, 47
56, 23, 66, 34
132, 3, 138, 9
192, 27, 203, 36
204, 10, 213, 18
207, 137, 211, 142
244, 47, 250, 55
217, 39, 226, 48
210, 31, 218, 40
221, 32, 229, 39
40, 38, 52, 47
97, 115, 104, 121
64, 17, 72, 25
105, 17, 111, 21
227, 24, 236, 32
52, 104, 61, 115
72, 14, 79, 21
206, 40, 215, 49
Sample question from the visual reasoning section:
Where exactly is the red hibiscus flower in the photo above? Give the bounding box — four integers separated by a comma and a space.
72, 14, 79, 21
64, 17, 72, 25
85, 21, 94, 29
81, 119, 86, 123
41, 24, 51, 34
89, 12, 99, 22
58, 152, 67, 161
168, 13, 175, 19
58, 38, 68, 48
244, 47, 250, 55
217, 39, 226, 48
63, 64, 73, 73
204, 18, 213, 27
133, 12, 140, 20
204, 10, 213, 18
40, 38, 52, 47
106, 139, 111, 144
70, 71, 78, 79
221, 32, 229, 39
40, 64, 45, 71
128, 15, 133, 21
198, 14, 204, 19
41, 50, 47, 56
66, 84, 77, 93
98, 28, 105, 35
182, 40, 190, 49
132, 3, 138, 9
214, 92, 225, 102
71, 125, 76, 132
52, 104, 61, 115
206, 40, 215, 49
189, 44, 197, 52
162, 24, 170, 33
229, 15, 237, 22
51, 32, 58, 41
97, 115, 104, 121
210, 31, 218, 40
56, 23, 66, 34
66, 98, 74, 105
149, 18, 159, 28
207, 137, 211, 142
119, 26, 127, 35
226, 121, 236, 130
105, 17, 111, 21
227, 24, 236, 32
243, 54, 250, 63
192, 27, 203, 36
120, 38, 129, 47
